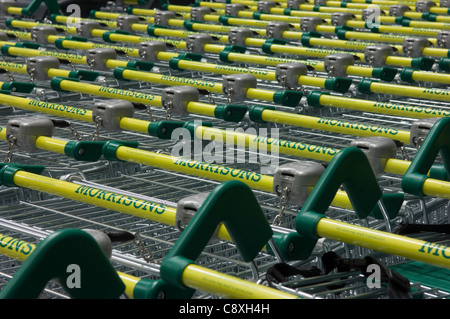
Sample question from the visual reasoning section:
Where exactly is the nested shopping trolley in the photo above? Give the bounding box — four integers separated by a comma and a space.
0, 0, 447, 299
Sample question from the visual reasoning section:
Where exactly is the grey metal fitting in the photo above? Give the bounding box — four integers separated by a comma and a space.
138, 41, 167, 62
300, 17, 323, 32
410, 118, 440, 148
30, 26, 57, 45
186, 34, 213, 54
26, 56, 60, 81
190, 6, 211, 22
324, 53, 355, 77
331, 12, 354, 26
364, 44, 394, 67
222, 74, 257, 101
0, 0, 15, 16
314, 0, 327, 5
228, 28, 253, 46
275, 63, 308, 89
92, 99, 135, 132
176, 192, 209, 230
266, 21, 289, 39
350, 137, 397, 175
6, 116, 54, 152
361, 8, 377, 21
402, 37, 430, 58
154, 10, 176, 26
0, 31, 8, 41
116, 15, 140, 33
441, 0, 450, 7
161, 86, 199, 117
257, 1, 277, 13
86, 48, 117, 71
415, 0, 436, 12
76, 20, 101, 38
82, 229, 112, 258
273, 161, 325, 206
225, 3, 245, 17
389, 5, 411, 16
287, 0, 307, 9
437, 31, 450, 48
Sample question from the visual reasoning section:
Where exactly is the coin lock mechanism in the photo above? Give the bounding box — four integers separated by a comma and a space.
225, 3, 245, 16
116, 15, 140, 33
154, 10, 176, 26
190, 7, 211, 22
76, 20, 101, 38
266, 22, 289, 39
402, 37, 430, 58
222, 74, 257, 102
92, 99, 135, 132
441, 0, 450, 7
273, 161, 326, 207
364, 45, 394, 67
30, 26, 57, 45
275, 63, 308, 90
409, 118, 440, 149
176, 192, 220, 242
6, 116, 54, 153
300, 17, 323, 32
350, 137, 397, 175
437, 31, 450, 48
257, 1, 277, 13
389, 5, 410, 16
228, 28, 253, 46
138, 41, 167, 62
86, 48, 117, 71
287, 0, 307, 9
331, 12, 353, 26
186, 34, 213, 54
26, 56, 60, 81
161, 86, 200, 118
415, 1, 436, 12
324, 54, 355, 77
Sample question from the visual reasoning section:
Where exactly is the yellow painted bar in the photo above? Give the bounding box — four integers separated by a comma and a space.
47, 68, 74, 78
3, 46, 88, 65
316, 218, 450, 269
260, 109, 412, 144
7, 6, 24, 15
12, 170, 177, 226
34, 136, 67, 155
114, 146, 275, 193
118, 117, 152, 134
423, 179, 450, 200
195, 125, 338, 163
411, 71, 450, 84
385, 56, 414, 68
58, 79, 162, 107
182, 264, 298, 299
0, 61, 28, 74
0, 233, 35, 261
367, 82, 450, 102
0, 93, 93, 122
317, 94, 450, 119
384, 158, 412, 175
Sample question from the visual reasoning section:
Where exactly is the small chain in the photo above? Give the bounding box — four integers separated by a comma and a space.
133, 232, 153, 263
146, 105, 154, 121
87, 58, 95, 71
29, 67, 36, 82
4, 135, 16, 163
92, 116, 102, 141
273, 187, 290, 226
400, 144, 410, 161
208, 92, 215, 104
6, 69, 14, 81
165, 100, 173, 120
226, 87, 233, 104
69, 122, 83, 141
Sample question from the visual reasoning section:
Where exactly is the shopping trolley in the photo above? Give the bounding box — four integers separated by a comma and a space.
0, 0, 448, 300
